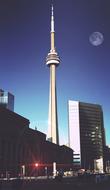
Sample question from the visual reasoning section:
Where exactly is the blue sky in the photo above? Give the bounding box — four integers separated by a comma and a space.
0, 0, 110, 145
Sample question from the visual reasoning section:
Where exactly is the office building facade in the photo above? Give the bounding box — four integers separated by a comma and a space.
68, 100, 105, 172
0, 89, 14, 111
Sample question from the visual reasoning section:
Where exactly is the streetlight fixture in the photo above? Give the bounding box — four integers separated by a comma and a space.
35, 163, 39, 178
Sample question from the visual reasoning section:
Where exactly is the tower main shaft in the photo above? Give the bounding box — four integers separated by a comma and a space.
46, 5, 60, 144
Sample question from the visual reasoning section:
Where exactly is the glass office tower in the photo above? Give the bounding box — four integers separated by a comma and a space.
0, 89, 14, 111
68, 100, 105, 172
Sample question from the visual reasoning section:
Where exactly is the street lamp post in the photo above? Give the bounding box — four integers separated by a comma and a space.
53, 162, 57, 177
45, 166, 48, 178
35, 163, 39, 179
21, 165, 25, 178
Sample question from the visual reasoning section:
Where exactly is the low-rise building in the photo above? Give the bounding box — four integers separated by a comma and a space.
0, 105, 73, 177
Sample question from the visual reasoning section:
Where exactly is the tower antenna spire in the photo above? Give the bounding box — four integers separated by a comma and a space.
51, 3, 54, 30
51, 3, 55, 50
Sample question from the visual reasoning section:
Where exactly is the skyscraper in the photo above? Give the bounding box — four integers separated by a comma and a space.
0, 89, 14, 111
68, 100, 105, 171
46, 5, 60, 144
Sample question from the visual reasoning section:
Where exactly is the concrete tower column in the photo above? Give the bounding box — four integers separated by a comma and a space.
46, 5, 60, 144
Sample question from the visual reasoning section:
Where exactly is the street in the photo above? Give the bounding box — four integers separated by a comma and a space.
1, 176, 110, 190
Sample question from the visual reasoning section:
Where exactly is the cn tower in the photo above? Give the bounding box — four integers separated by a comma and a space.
46, 5, 60, 145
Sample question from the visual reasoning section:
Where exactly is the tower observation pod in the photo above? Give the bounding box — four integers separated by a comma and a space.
46, 5, 60, 145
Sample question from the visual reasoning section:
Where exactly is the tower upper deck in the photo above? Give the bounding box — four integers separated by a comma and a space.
46, 4, 60, 66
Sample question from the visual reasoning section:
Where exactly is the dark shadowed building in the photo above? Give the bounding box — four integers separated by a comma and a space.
0, 106, 73, 177
103, 145, 110, 173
